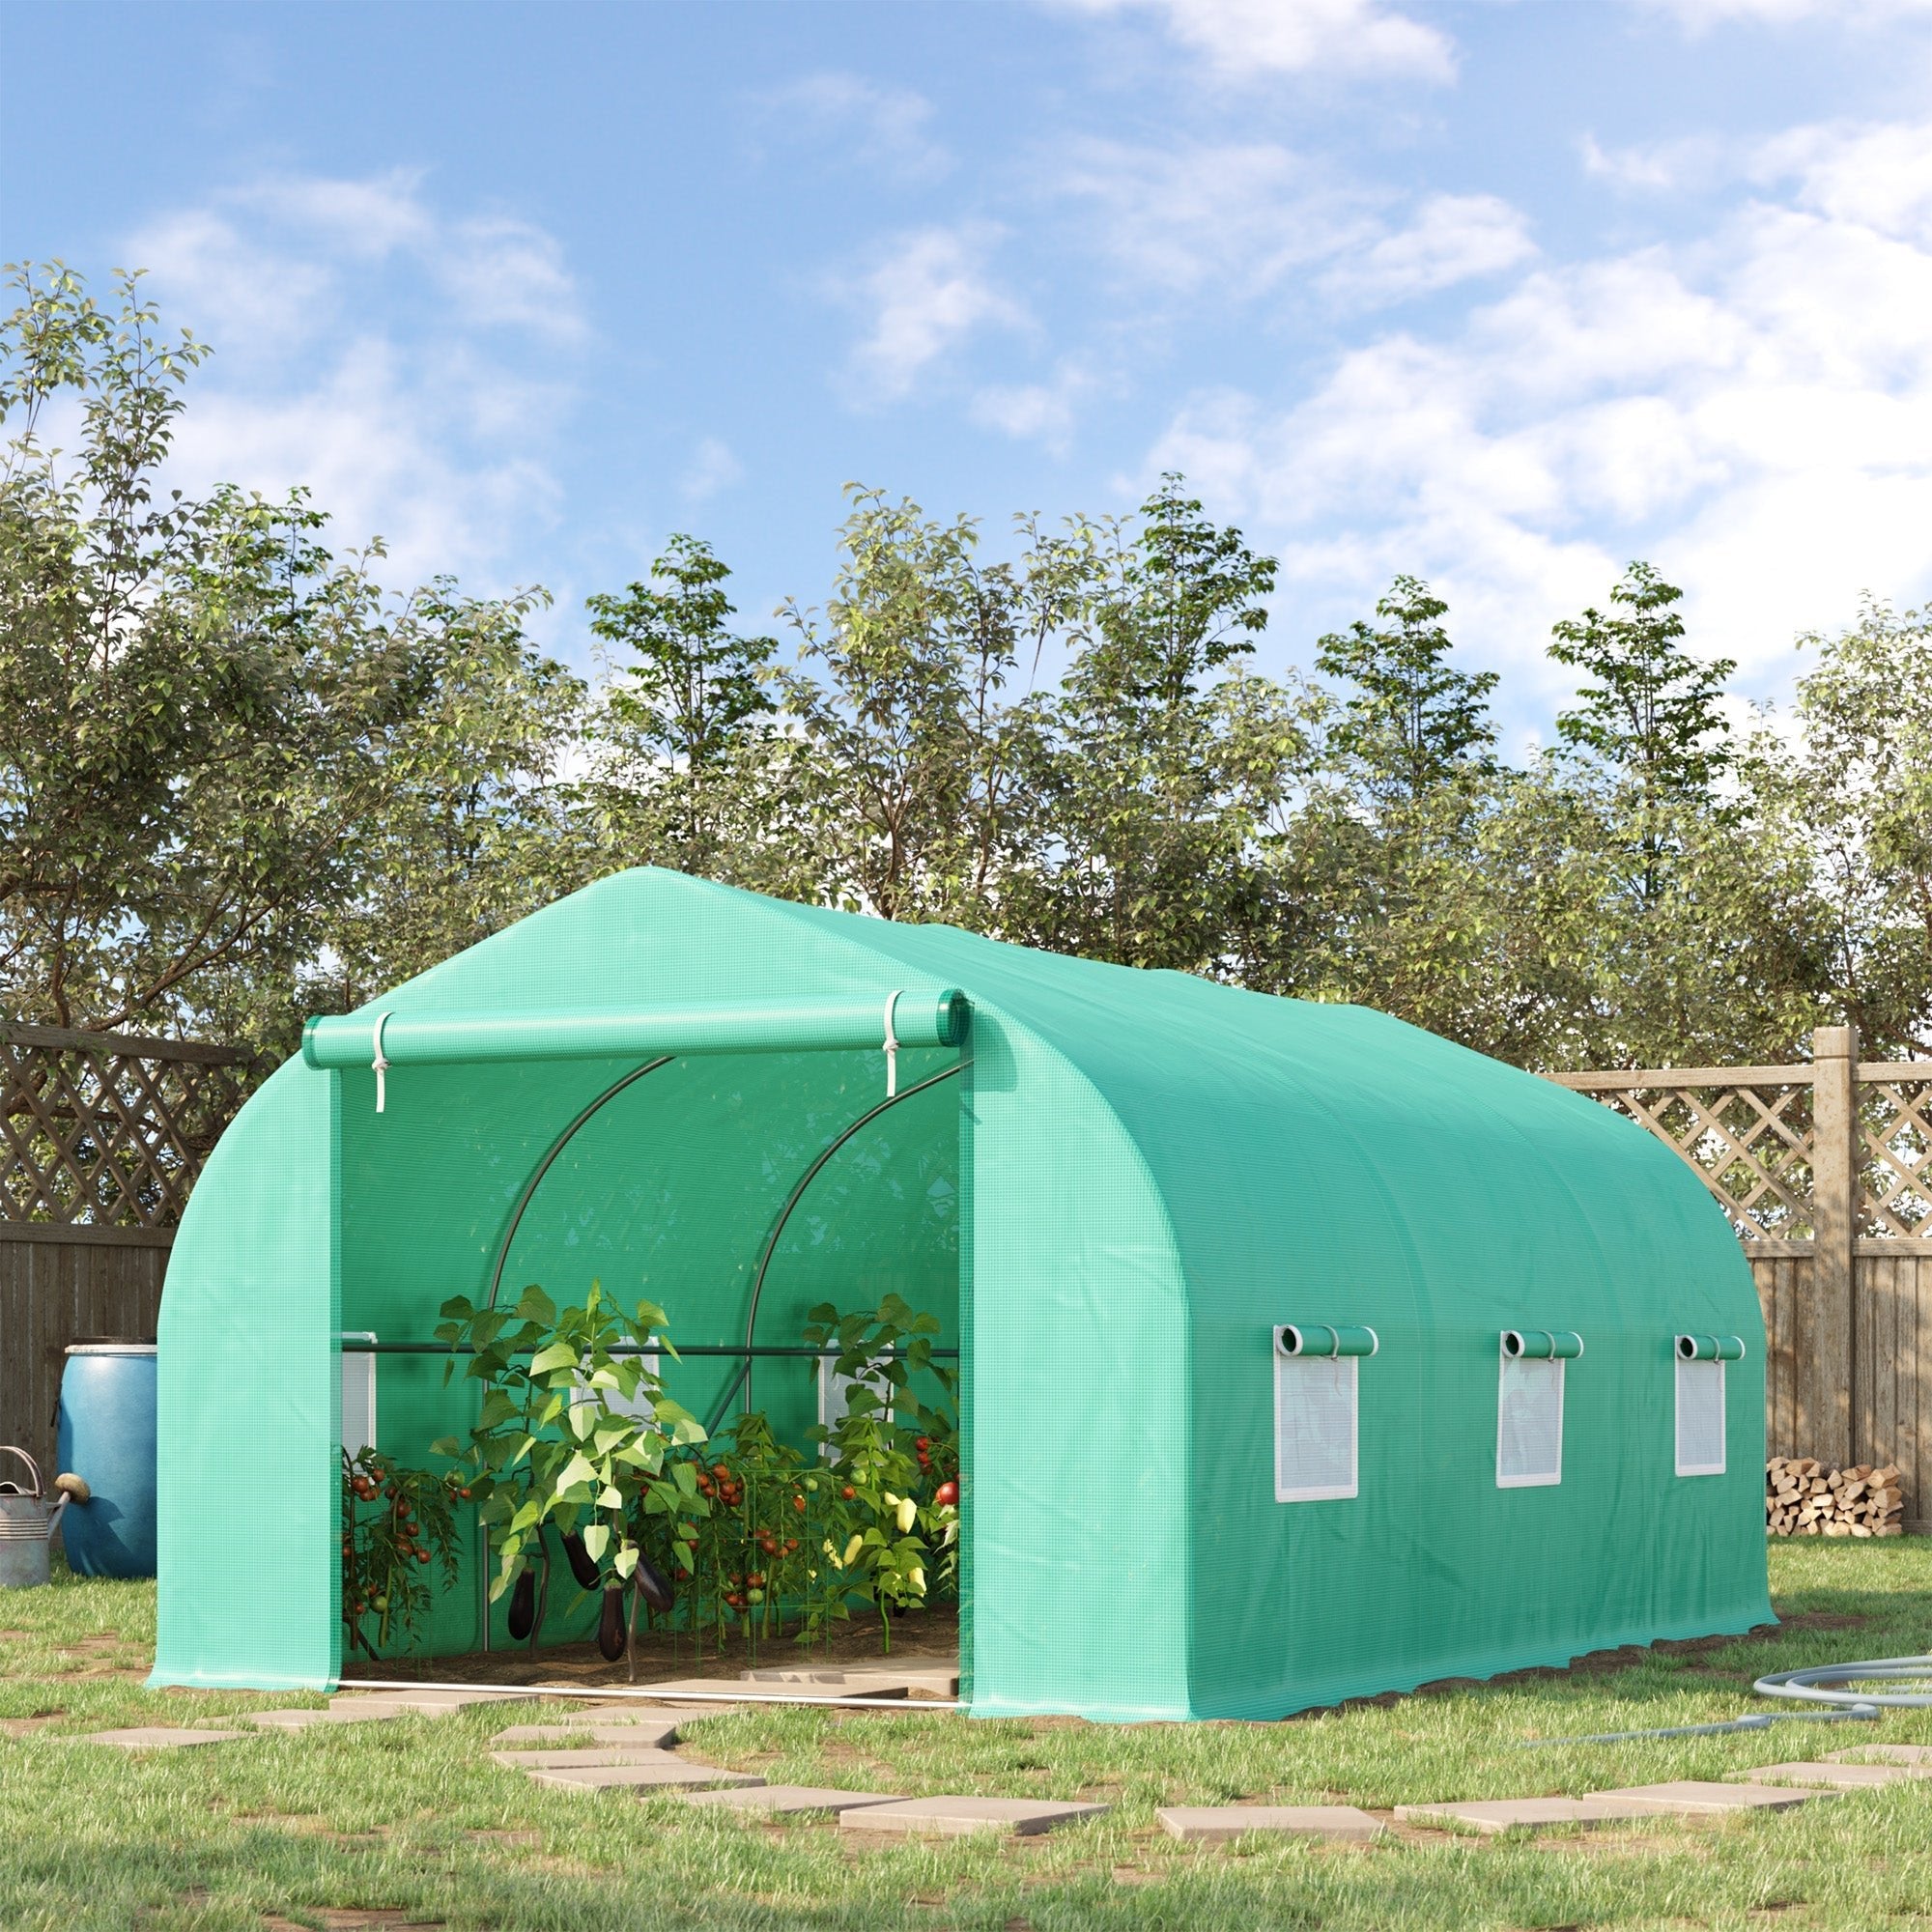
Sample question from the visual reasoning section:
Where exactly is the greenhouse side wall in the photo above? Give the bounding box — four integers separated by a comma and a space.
152, 1059, 343, 1690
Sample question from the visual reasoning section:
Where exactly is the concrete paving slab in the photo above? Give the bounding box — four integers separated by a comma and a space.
536, 1704, 688, 1727
1827, 1744, 1932, 1766
1603, 1781, 1833, 1814
838, 1795, 1110, 1838
490, 1720, 681, 1748
1393, 1797, 1664, 1834
522, 1761, 762, 1792
67, 1727, 246, 1749
682, 1784, 902, 1816
247, 1708, 372, 1731
1158, 1804, 1384, 1843
741, 1663, 959, 1697
490, 1745, 687, 1771
1737, 1760, 1932, 1788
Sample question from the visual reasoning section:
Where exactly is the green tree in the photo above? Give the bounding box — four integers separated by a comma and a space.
1020, 477, 1306, 974
774, 487, 1086, 925
583, 535, 777, 876
1316, 575, 1496, 803
1748, 601, 1932, 1057
0, 261, 589, 1054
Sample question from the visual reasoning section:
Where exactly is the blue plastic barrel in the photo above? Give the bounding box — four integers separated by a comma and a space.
56, 1342, 157, 1578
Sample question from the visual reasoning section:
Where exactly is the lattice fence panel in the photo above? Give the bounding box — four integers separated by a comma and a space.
1558, 1080, 1817, 1240
1862, 1077, 1932, 1237
0, 1029, 259, 1229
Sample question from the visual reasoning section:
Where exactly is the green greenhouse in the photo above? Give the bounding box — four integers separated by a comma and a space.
151, 867, 1772, 1719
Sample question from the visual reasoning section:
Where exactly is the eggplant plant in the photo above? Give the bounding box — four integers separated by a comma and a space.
431, 1280, 710, 1678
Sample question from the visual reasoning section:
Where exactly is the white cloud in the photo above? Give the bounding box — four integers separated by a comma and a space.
753, 72, 949, 178
127, 172, 585, 592
1057, 138, 1371, 297
1141, 117, 1932, 699
972, 362, 1098, 451
1631, 0, 1932, 25
1320, 193, 1536, 305
1054, 0, 1455, 82
842, 224, 1029, 404
680, 436, 744, 501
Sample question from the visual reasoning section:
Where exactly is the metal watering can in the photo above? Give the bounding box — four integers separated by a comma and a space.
0, 1446, 88, 1589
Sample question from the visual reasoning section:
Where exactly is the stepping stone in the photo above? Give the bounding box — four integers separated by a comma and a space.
838, 1796, 1110, 1838
534, 1704, 685, 1727
490, 1720, 680, 1748
67, 1726, 245, 1749
1603, 1781, 1833, 1814
683, 1784, 903, 1816
329, 1690, 524, 1718
1736, 1760, 1932, 1789
249, 1707, 404, 1731
1828, 1744, 1932, 1765
742, 1663, 960, 1698
521, 1760, 761, 1792
489, 1745, 688, 1771
1158, 1804, 1384, 1843
1393, 1796, 1662, 1834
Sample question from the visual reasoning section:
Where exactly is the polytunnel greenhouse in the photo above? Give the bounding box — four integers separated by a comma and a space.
152, 867, 1773, 1720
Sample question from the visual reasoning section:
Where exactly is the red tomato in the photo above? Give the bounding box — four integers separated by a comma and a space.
935, 1481, 959, 1507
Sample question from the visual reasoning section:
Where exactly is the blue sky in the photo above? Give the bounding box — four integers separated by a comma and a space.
7, 0, 1932, 743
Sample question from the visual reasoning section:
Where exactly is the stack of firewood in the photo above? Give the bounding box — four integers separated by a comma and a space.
1765, 1457, 1905, 1537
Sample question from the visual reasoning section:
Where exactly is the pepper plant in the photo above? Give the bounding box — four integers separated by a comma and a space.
431, 1280, 709, 1675
340, 1447, 464, 1659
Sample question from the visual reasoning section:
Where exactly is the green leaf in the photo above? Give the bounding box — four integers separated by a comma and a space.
530, 1341, 578, 1375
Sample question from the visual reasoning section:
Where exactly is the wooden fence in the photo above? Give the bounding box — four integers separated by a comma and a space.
0, 1024, 255, 1477
1548, 1025, 1932, 1529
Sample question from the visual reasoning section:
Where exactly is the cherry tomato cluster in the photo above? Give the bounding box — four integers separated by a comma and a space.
340, 1450, 462, 1657
695, 1462, 745, 1510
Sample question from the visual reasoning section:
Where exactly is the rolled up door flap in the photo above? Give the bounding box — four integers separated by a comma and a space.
302, 992, 971, 1069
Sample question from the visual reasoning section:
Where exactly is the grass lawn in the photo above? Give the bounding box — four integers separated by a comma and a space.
5, 1545, 1932, 1930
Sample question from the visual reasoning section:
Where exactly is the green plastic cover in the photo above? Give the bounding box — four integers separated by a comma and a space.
154, 867, 1771, 1717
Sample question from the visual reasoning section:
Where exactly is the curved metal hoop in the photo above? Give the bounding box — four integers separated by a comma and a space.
483, 1057, 675, 1312
716, 1059, 966, 1431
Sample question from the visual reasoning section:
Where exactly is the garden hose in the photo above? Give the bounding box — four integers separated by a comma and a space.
1754, 1654, 1932, 1709
1520, 1653, 1932, 1747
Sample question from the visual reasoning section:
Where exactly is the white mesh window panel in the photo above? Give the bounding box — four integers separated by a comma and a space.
571, 1350, 656, 1426
1676, 1359, 1726, 1476
1496, 1356, 1564, 1488
1274, 1354, 1358, 1502
341, 1338, 377, 1459
819, 1355, 893, 1448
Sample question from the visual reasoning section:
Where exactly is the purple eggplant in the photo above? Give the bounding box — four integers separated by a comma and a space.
506, 1566, 536, 1641
560, 1529, 601, 1591
597, 1584, 626, 1661
634, 1549, 674, 1615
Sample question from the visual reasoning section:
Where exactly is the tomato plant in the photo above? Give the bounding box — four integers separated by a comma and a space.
340, 1447, 463, 1658
803, 1293, 959, 1651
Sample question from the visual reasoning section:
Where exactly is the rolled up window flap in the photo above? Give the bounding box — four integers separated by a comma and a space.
1677, 1333, 1747, 1362
1276, 1323, 1378, 1358
1502, 1328, 1583, 1360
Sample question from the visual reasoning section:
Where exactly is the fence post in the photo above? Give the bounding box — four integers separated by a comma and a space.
1805, 1023, 1859, 1465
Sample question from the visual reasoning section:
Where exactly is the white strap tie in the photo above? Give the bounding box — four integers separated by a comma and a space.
371, 1010, 394, 1115
882, 990, 901, 1100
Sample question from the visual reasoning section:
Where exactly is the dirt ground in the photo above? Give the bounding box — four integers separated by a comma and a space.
340, 1603, 959, 1688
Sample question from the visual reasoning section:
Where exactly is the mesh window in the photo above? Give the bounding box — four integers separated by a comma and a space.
1675, 1359, 1726, 1476
1274, 1354, 1358, 1502
1496, 1355, 1564, 1488
571, 1349, 657, 1427
819, 1355, 893, 1444
340, 1341, 377, 1459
